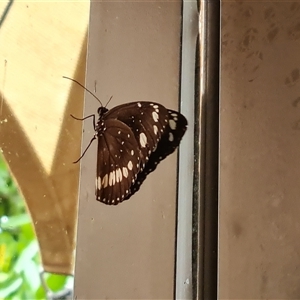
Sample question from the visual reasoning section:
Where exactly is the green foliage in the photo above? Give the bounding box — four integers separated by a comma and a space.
0, 155, 73, 299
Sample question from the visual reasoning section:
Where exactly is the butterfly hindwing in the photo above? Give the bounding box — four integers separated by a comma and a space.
96, 119, 142, 205
125, 109, 188, 199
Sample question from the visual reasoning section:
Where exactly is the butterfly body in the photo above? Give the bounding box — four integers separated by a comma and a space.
92, 101, 187, 205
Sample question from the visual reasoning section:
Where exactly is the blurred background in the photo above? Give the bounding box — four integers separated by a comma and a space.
0, 1, 89, 298
0, 155, 73, 299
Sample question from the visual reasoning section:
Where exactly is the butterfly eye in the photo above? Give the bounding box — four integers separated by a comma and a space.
97, 107, 108, 115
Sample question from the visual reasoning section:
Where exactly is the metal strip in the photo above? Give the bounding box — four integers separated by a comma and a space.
176, 0, 220, 298
176, 0, 198, 299
198, 0, 220, 299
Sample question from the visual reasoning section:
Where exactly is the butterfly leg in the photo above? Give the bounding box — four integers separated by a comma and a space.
71, 114, 97, 163
70, 114, 96, 130
73, 135, 97, 164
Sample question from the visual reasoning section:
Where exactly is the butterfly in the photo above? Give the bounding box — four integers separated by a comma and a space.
65, 76, 187, 205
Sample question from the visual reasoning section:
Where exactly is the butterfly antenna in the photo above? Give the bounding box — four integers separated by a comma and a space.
63, 76, 103, 106
105, 95, 113, 108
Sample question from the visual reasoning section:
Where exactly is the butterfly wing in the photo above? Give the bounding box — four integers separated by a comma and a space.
105, 102, 187, 200
96, 119, 142, 205
125, 109, 187, 199
106, 101, 170, 168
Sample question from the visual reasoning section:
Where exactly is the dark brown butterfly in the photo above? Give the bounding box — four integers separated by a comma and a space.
66, 77, 187, 205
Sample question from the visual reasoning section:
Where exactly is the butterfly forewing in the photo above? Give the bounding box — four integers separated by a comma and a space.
105, 102, 170, 166
125, 109, 187, 199
96, 119, 142, 205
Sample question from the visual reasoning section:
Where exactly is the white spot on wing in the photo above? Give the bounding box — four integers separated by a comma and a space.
109, 171, 116, 186
153, 125, 158, 135
116, 168, 122, 183
169, 132, 174, 142
123, 167, 129, 178
139, 132, 147, 148
152, 111, 159, 122
169, 119, 176, 130
131, 150, 134, 156
102, 174, 108, 188
137, 102, 142, 107
153, 104, 158, 109
128, 161, 133, 170
97, 176, 102, 190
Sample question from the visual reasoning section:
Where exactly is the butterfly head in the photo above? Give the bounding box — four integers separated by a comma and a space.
97, 106, 109, 117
